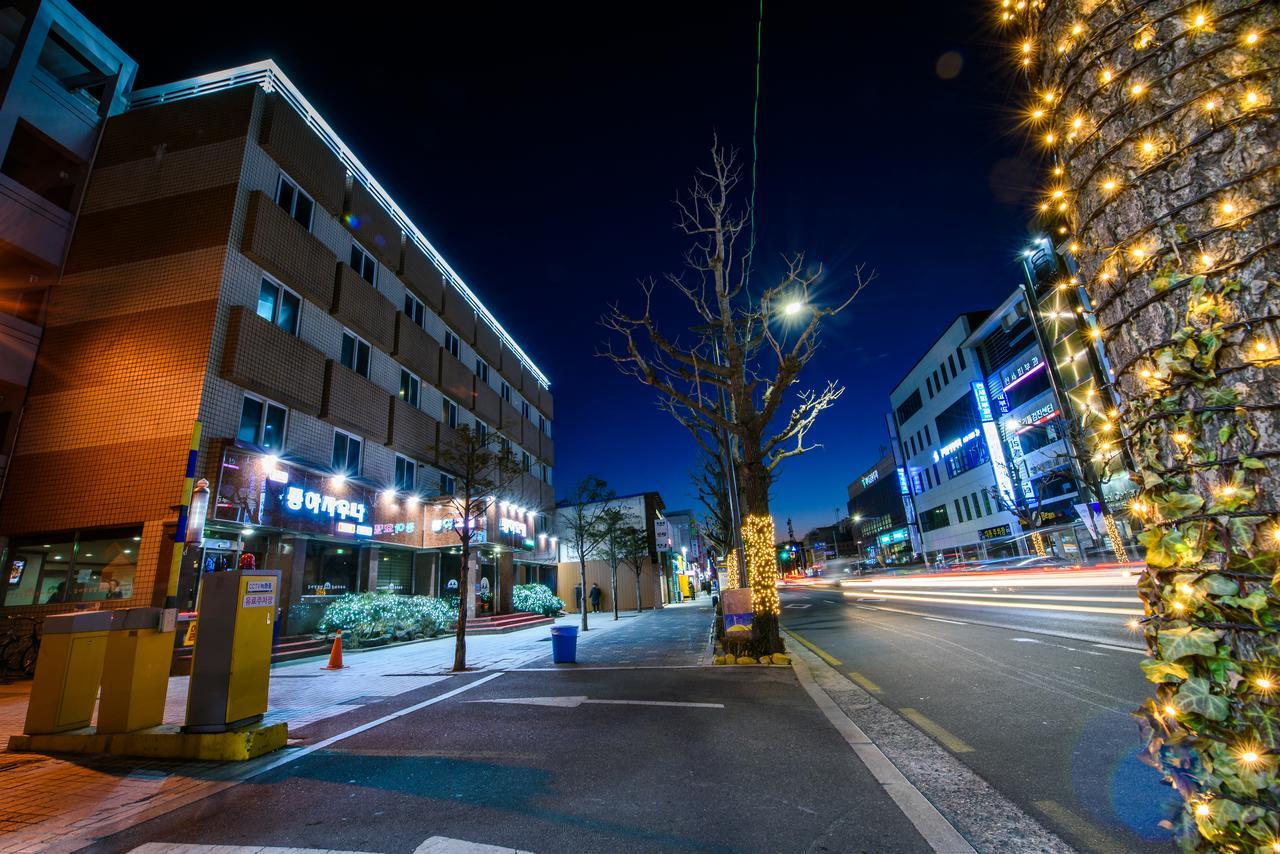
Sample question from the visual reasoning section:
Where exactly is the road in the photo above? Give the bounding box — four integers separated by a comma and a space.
92, 629, 931, 853
780, 568, 1176, 853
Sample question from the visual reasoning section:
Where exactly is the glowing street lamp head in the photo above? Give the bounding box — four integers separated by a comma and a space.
783, 300, 804, 317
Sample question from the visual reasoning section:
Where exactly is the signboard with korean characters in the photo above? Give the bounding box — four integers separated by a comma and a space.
213, 448, 421, 547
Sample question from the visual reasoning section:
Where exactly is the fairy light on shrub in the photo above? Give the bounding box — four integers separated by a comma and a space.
994, 0, 1279, 847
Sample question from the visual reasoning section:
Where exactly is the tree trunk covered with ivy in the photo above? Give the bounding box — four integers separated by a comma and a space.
1003, 0, 1278, 846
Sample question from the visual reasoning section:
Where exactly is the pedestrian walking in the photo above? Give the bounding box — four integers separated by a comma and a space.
589, 582, 602, 613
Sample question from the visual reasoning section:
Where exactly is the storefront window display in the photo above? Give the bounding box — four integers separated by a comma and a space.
3, 527, 141, 607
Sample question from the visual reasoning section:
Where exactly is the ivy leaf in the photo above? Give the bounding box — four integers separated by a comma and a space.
1223, 590, 1269, 611
1240, 456, 1266, 470
1243, 705, 1280, 750
1175, 677, 1230, 721
1159, 626, 1220, 660
1139, 528, 1178, 567
1160, 492, 1205, 517
1141, 658, 1190, 683
1218, 424, 1234, 444
1202, 574, 1238, 596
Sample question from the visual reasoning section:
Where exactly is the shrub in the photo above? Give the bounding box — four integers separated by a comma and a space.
512, 583, 565, 617
316, 593, 455, 646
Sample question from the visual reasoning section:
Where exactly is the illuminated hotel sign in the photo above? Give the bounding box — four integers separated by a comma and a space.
878, 528, 909, 546
896, 467, 910, 495
285, 486, 367, 523
860, 469, 881, 488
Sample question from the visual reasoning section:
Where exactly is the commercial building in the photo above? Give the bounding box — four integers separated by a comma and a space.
0, 53, 555, 629
888, 313, 1022, 563
845, 453, 911, 564
553, 492, 669, 612
0, 0, 136, 487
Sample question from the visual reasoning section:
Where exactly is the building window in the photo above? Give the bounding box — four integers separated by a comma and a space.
933, 463, 942, 485
444, 329, 460, 358
275, 173, 314, 231
1, 120, 82, 210
350, 245, 377, 288
948, 354, 958, 377
37, 27, 109, 110
982, 489, 993, 515
895, 389, 923, 425
926, 376, 934, 398
477, 422, 488, 442
500, 434, 512, 454
237, 395, 286, 451
971, 491, 981, 518
539, 415, 547, 435
954, 499, 964, 523
440, 473, 456, 496
924, 468, 932, 489
394, 455, 416, 492
475, 358, 489, 383
443, 398, 458, 429
500, 381, 511, 403
522, 451, 531, 473
962, 494, 972, 522
941, 365, 950, 385
956, 348, 967, 370
340, 329, 371, 378
399, 368, 421, 409
921, 504, 949, 532
923, 424, 931, 445
404, 291, 426, 328
933, 369, 942, 391
521, 400, 531, 420
2, 527, 142, 607
332, 429, 362, 475
256, 277, 300, 336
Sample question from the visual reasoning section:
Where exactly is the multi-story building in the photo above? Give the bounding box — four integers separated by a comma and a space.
888, 313, 1022, 563
0, 58, 555, 630
845, 453, 911, 564
0, 0, 136, 487
554, 492, 668, 612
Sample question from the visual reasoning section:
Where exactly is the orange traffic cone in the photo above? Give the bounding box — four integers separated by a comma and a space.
322, 630, 346, 670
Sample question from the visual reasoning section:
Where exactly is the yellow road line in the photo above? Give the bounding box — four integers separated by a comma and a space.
899, 707, 975, 753
1033, 799, 1129, 854
847, 671, 882, 694
784, 630, 842, 667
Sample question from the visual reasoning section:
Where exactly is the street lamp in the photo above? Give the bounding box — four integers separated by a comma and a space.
783, 300, 804, 316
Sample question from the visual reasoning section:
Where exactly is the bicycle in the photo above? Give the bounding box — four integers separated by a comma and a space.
0, 615, 41, 681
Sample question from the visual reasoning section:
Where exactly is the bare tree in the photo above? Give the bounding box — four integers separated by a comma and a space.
692, 451, 732, 560
559, 476, 617, 631
599, 508, 629, 621
600, 142, 871, 653
617, 525, 650, 614
436, 424, 525, 672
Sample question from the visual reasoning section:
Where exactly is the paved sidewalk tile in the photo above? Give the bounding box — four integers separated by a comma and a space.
0, 603, 707, 852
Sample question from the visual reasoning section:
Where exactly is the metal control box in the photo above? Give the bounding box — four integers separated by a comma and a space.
184, 569, 280, 733
24, 611, 113, 734
98, 607, 172, 734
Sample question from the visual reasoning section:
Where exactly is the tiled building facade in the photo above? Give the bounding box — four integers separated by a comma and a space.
0, 60, 555, 624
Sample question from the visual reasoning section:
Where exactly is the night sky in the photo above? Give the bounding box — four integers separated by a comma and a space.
78, 1, 1041, 536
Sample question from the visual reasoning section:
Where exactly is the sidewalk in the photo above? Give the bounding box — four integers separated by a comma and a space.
0, 603, 712, 853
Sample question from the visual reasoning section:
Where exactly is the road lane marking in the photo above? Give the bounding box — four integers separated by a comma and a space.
784, 603, 813, 609
466, 695, 723, 709
1033, 799, 1130, 854
873, 589, 1136, 604
1093, 643, 1146, 654
844, 590, 1142, 616
923, 617, 967, 625
787, 630, 842, 666
790, 655, 977, 854
847, 671, 883, 694
899, 708, 975, 754
1011, 637, 1040, 643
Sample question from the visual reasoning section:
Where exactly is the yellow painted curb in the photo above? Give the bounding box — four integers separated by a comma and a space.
6, 721, 287, 761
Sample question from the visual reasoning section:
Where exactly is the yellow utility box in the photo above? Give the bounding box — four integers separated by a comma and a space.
184, 569, 279, 733
98, 607, 175, 734
24, 611, 113, 735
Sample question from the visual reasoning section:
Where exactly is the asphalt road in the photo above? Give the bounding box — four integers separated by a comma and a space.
93, 666, 931, 854
780, 573, 1176, 854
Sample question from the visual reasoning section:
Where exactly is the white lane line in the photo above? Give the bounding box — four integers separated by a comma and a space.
924, 617, 968, 625
791, 656, 977, 854
243, 672, 505, 781
1093, 643, 1146, 655
1011, 638, 1040, 643
466, 695, 723, 709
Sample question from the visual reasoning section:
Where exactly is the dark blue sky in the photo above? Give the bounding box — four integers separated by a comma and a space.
83, 1, 1041, 536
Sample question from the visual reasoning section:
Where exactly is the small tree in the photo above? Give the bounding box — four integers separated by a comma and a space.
617, 525, 650, 613
560, 476, 617, 631
436, 424, 524, 672
599, 508, 628, 621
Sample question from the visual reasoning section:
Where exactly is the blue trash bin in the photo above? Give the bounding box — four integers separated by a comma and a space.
550, 625, 579, 663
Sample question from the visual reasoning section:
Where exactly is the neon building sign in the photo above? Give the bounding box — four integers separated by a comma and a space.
972, 381, 1019, 505
285, 487, 367, 523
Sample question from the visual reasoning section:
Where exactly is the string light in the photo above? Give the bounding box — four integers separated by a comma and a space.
1196, 802, 1211, 817
742, 515, 780, 616
1130, 81, 1146, 97
1244, 31, 1259, 45
1100, 68, 1113, 84
1102, 179, 1118, 192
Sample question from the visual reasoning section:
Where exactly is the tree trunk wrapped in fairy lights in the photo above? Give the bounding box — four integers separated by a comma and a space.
996, 0, 1278, 846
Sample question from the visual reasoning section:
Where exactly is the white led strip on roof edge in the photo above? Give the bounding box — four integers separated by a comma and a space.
129, 59, 550, 389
